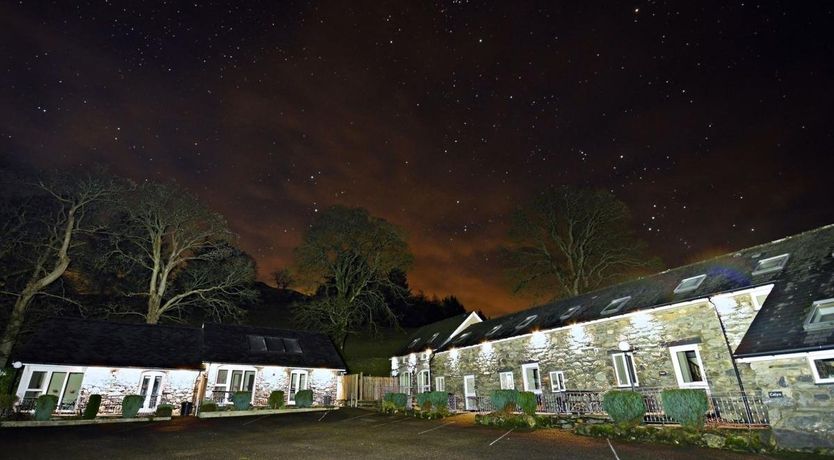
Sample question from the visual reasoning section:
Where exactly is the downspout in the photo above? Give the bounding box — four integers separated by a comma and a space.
707, 297, 755, 423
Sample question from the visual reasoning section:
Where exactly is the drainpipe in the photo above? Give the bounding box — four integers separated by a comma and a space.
707, 297, 755, 424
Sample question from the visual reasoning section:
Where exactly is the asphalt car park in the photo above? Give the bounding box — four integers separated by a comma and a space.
0, 408, 814, 459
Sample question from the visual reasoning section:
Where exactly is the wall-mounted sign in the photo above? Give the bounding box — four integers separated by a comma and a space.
768, 391, 783, 398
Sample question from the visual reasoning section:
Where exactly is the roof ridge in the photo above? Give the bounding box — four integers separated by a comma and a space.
46, 316, 200, 332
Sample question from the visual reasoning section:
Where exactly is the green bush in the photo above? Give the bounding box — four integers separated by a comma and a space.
661, 389, 709, 429
416, 392, 431, 410
122, 394, 143, 418
517, 391, 537, 416
268, 391, 285, 409
155, 403, 174, 417
427, 391, 448, 410
34, 394, 58, 421
602, 390, 645, 425
231, 391, 251, 410
0, 393, 18, 411
383, 392, 408, 410
294, 389, 313, 408
82, 394, 101, 420
200, 400, 218, 413
491, 389, 519, 412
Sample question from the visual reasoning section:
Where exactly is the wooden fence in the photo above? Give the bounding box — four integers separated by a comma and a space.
339, 374, 398, 407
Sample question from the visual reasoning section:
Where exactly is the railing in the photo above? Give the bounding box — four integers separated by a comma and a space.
538, 391, 605, 415
16, 394, 126, 416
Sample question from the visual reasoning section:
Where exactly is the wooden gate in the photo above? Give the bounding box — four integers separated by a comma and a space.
339, 374, 398, 407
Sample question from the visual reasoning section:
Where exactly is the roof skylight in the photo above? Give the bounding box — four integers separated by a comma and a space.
752, 253, 790, 276
454, 332, 471, 343
560, 306, 581, 321
601, 296, 631, 316
673, 274, 707, 294
485, 325, 502, 336
428, 333, 439, 343
247, 335, 302, 354
408, 338, 421, 348
515, 315, 538, 330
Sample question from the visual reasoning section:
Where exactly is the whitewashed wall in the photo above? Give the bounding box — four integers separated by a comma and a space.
203, 362, 341, 406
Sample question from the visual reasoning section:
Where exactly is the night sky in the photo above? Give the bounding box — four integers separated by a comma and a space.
2, 1, 834, 317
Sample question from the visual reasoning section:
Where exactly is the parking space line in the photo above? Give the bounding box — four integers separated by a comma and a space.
338, 413, 376, 423
488, 428, 514, 446
417, 422, 454, 435
606, 438, 621, 460
376, 416, 408, 426
318, 411, 329, 421
242, 415, 271, 426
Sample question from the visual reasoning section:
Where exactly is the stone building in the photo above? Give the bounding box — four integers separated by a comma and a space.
393, 225, 834, 449
12, 318, 346, 415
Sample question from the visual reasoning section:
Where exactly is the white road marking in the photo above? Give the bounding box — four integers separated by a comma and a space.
318, 411, 329, 421
376, 416, 408, 426
489, 428, 515, 446
242, 414, 271, 426
338, 413, 376, 422
418, 422, 454, 435
606, 438, 621, 460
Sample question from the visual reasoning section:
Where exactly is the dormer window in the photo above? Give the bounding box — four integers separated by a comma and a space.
485, 325, 502, 337
804, 299, 834, 332
560, 306, 581, 321
515, 315, 538, 330
752, 253, 789, 276
674, 274, 707, 294
601, 296, 631, 316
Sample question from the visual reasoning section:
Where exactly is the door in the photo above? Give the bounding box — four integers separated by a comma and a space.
463, 375, 476, 411
45, 371, 85, 411
288, 370, 308, 404
140, 374, 163, 410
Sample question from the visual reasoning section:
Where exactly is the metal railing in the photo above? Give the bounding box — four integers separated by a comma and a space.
538, 391, 605, 415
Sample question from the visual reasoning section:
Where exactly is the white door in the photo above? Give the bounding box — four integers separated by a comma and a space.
139, 374, 163, 411
288, 370, 308, 404
463, 375, 476, 411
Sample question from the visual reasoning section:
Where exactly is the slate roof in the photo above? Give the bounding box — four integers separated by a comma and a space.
433, 224, 834, 358
394, 313, 473, 356
201, 323, 346, 369
15, 319, 347, 370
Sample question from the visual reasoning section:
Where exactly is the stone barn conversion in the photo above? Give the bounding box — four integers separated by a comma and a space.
392, 224, 834, 450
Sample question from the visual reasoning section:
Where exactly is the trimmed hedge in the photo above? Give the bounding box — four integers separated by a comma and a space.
491, 389, 519, 412
294, 389, 313, 408
156, 404, 174, 417
517, 391, 537, 416
602, 390, 645, 425
232, 391, 251, 410
200, 400, 218, 412
383, 392, 408, 410
122, 394, 143, 418
82, 394, 101, 419
0, 393, 18, 411
416, 391, 448, 411
661, 389, 709, 429
268, 391, 285, 409
34, 394, 58, 421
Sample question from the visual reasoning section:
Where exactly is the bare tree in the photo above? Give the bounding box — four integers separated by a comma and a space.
271, 268, 295, 290
0, 171, 118, 368
292, 206, 412, 349
503, 187, 656, 302
108, 182, 257, 324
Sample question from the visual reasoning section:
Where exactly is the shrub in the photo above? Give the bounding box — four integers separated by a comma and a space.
602, 390, 645, 425
491, 389, 519, 412
294, 389, 313, 408
517, 391, 537, 416
416, 392, 431, 410
383, 392, 408, 410
427, 391, 448, 410
268, 391, 285, 409
200, 400, 218, 413
34, 394, 58, 421
0, 393, 18, 411
661, 389, 709, 430
231, 391, 251, 410
155, 403, 174, 417
82, 394, 101, 420
122, 395, 143, 418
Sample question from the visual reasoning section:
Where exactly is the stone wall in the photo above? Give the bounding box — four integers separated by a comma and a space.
392, 351, 431, 392
80, 367, 200, 415
204, 363, 340, 407
739, 357, 834, 450
432, 300, 748, 401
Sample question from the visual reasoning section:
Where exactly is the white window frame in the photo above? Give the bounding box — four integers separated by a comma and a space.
752, 253, 790, 276
549, 371, 566, 392
399, 371, 412, 394
804, 299, 834, 332
138, 371, 166, 412
417, 369, 431, 393
808, 350, 834, 384
17, 365, 86, 412
288, 369, 309, 404
213, 365, 257, 404
668, 344, 708, 389
521, 363, 542, 393
435, 376, 445, 392
611, 352, 639, 387
499, 371, 515, 390
673, 274, 707, 294
601, 296, 631, 316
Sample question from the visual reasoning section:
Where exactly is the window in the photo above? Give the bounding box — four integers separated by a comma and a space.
408, 338, 421, 348
499, 372, 515, 390
417, 370, 431, 393
560, 306, 581, 321
22, 368, 84, 411
674, 274, 707, 294
485, 325, 502, 337
601, 297, 631, 316
247, 335, 302, 353
399, 372, 412, 393
804, 299, 834, 332
669, 345, 707, 388
454, 332, 471, 343
521, 363, 541, 393
435, 376, 445, 392
752, 253, 790, 276
428, 333, 439, 343
139, 372, 164, 410
213, 367, 256, 404
23, 371, 46, 400
549, 371, 566, 392
515, 315, 538, 330
612, 353, 639, 387
288, 370, 308, 403
809, 351, 834, 384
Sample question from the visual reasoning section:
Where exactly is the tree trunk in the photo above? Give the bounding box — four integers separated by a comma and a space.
0, 287, 39, 369
146, 294, 162, 324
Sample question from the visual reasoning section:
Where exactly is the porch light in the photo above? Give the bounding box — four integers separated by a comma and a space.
618, 341, 631, 352
12, 361, 22, 369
